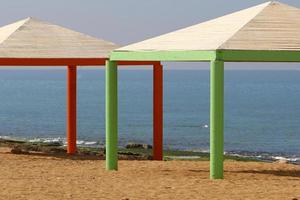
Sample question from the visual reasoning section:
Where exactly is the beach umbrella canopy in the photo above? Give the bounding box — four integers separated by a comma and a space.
112, 1, 300, 61
0, 17, 118, 59
107, 1, 300, 180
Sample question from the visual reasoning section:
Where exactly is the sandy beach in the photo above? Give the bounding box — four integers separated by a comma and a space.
0, 147, 299, 200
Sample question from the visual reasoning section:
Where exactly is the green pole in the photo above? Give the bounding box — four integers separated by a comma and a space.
106, 60, 118, 170
210, 60, 224, 179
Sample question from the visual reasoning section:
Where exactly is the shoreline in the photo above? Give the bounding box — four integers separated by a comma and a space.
1, 137, 299, 164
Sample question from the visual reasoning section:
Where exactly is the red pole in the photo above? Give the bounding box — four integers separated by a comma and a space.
67, 65, 77, 154
153, 63, 163, 160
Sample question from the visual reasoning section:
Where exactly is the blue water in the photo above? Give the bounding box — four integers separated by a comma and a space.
0, 68, 300, 160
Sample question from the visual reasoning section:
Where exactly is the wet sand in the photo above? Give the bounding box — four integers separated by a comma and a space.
0, 147, 299, 200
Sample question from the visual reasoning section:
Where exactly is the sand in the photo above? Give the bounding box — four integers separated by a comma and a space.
0, 147, 299, 200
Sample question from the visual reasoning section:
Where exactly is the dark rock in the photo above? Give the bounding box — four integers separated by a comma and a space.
40, 141, 62, 147
11, 146, 28, 154
47, 147, 66, 154
26, 145, 41, 152
125, 143, 152, 149
11, 146, 22, 154
78, 150, 98, 156
119, 151, 139, 156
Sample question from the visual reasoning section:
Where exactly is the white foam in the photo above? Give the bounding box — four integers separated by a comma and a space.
202, 124, 209, 128
272, 156, 288, 161
76, 140, 85, 145
84, 141, 98, 145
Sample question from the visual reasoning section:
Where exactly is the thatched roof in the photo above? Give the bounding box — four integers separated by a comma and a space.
0, 17, 119, 58
117, 1, 300, 52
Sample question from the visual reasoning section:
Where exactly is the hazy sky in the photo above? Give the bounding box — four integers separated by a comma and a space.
1, 0, 300, 69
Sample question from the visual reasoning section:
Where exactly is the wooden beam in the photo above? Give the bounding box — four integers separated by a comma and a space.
118, 61, 160, 65
110, 50, 216, 61
217, 50, 300, 62
0, 58, 106, 66
0, 58, 162, 66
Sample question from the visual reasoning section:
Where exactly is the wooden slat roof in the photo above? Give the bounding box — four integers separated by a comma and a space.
117, 1, 300, 52
0, 17, 119, 58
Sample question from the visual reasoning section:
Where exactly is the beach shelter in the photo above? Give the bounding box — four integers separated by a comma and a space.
107, 1, 300, 179
0, 17, 158, 154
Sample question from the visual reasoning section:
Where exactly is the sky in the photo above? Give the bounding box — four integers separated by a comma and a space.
1, 0, 300, 70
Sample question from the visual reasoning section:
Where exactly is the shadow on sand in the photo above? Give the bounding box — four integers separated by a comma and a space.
1, 150, 104, 160
188, 169, 300, 178
231, 169, 300, 178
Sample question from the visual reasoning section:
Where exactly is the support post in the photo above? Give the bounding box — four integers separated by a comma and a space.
106, 60, 118, 170
153, 63, 163, 160
210, 60, 224, 179
67, 65, 77, 154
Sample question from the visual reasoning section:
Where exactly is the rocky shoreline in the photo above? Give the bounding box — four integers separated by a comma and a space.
0, 138, 263, 162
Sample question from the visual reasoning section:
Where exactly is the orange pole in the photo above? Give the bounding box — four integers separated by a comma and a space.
153, 63, 163, 160
67, 65, 77, 154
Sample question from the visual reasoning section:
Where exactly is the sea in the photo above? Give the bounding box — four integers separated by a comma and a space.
0, 68, 299, 164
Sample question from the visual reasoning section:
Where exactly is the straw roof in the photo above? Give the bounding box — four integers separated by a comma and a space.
0, 17, 119, 58
117, 1, 300, 52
